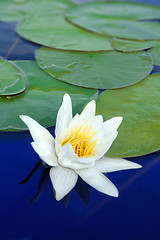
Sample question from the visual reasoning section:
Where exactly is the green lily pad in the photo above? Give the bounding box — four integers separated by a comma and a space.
96, 74, 160, 158
0, 59, 26, 96
66, 2, 160, 40
16, 13, 113, 51
0, 61, 98, 131
0, 0, 74, 22
1, 0, 113, 51
148, 47, 160, 65
112, 38, 160, 52
36, 47, 153, 89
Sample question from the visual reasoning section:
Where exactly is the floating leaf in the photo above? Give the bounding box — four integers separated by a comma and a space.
66, 2, 160, 40
1, 0, 113, 51
0, 59, 26, 96
17, 13, 113, 51
112, 38, 160, 52
96, 74, 160, 157
0, 61, 97, 131
0, 0, 36, 22
0, 0, 74, 22
148, 47, 160, 65
36, 47, 153, 89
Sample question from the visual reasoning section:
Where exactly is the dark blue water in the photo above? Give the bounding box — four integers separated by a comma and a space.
0, 1, 160, 239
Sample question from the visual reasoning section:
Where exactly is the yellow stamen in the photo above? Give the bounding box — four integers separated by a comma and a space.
61, 124, 98, 157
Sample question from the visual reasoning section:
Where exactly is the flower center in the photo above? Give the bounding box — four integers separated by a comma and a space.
61, 124, 98, 157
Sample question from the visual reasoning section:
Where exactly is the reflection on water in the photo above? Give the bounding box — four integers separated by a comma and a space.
20, 162, 50, 204
20, 160, 91, 206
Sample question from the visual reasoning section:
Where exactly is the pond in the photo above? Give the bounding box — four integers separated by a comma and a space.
0, 0, 160, 239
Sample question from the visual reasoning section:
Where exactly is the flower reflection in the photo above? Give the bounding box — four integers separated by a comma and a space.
20, 161, 50, 204
20, 161, 91, 206
20, 94, 142, 201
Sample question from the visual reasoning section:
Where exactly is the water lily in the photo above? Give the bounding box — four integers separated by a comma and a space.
20, 94, 141, 201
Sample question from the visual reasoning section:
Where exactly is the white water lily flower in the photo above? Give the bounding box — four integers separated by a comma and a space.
20, 94, 142, 201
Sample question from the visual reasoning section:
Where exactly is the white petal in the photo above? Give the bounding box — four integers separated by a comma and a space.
64, 113, 81, 136
87, 115, 103, 132
80, 100, 96, 121
50, 166, 78, 201
95, 156, 142, 173
19, 115, 54, 145
66, 114, 103, 138
58, 143, 94, 169
94, 131, 118, 159
76, 168, 118, 197
68, 113, 80, 128
31, 142, 58, 167
103, 116, 123, 135
55, 94, 72, 138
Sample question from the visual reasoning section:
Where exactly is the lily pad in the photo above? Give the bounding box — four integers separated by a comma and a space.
148, 47, 160, 65
66, 2, 160, 40
0, 0, 74, 22
0, 59, 26, 96
0, 61, 98, 131
16, 14, 113, 51
96, 74, 160, 158
36, 47, 153, 89
112, 38, 160, 52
